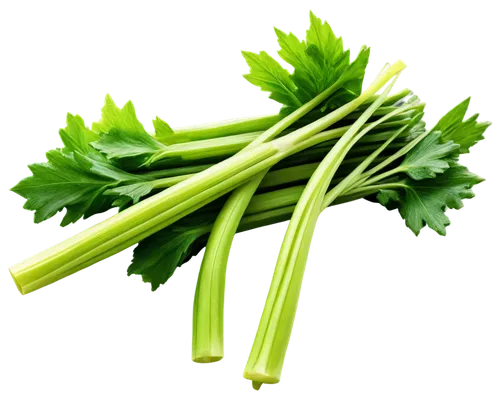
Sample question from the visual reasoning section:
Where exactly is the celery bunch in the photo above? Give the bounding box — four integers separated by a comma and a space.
9, 12, 490, 391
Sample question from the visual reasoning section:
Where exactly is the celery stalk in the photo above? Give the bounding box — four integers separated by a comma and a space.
243, 70, 403, 387
171, 114, 282, 142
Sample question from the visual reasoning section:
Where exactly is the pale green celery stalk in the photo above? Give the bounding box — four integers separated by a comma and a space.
147, 174, 197, 189
138, 164, 213, 179
189, 68, 356, 365
151, 131, 265, 162
9, 61, 405, 295
171, 114, 282, 142
358, 88, 412, 110
243, 71, 403, 388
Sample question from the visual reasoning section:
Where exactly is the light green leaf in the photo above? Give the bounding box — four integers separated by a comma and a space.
92, 94, 147, 134
59, 113, 99, 155
153, 116, 175, 144
306, 11, 343, 63
434, 98, 491, 153
321, 46, 370, 110
91, 128, 167, 168
275, 27, 322, 101
242, 50, 301, 108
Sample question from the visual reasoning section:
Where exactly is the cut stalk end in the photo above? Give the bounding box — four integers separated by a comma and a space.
252, 381, 263, 391
243, 370, 280, 385
7, 268, 25, 297
192, 355, 223, 364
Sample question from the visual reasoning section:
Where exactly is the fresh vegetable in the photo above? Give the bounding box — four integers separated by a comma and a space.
8, 11, 490, 392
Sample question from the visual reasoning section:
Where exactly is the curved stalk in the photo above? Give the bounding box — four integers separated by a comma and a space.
243, 71, 402, 388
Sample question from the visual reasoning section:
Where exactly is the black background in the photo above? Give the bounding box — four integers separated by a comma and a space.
0, 1, 498, 399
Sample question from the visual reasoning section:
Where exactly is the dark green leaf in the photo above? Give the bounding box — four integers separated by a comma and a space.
399, 132, 459, 180
11, 150, 118, 225
128, 220, 212, 291
105, 181, 156, 204
377, 164, 484, 236
12, 113, 151, 225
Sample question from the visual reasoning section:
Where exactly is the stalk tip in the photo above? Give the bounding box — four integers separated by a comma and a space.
192, 355, 223, 363
7, 267, 24, 297
241, 371, 282, 392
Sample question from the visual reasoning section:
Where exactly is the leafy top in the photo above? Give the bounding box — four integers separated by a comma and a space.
59, 113, 99, 155
153, 116, 175, 144
243, 12, 370, 113
92, 94, 147, 135
11, 113, 153, 225
433, 98, 491, 153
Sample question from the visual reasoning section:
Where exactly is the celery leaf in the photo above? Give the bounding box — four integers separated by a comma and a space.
399, 132, 459, 180
59, 113, 99, 155
91, 128, 167, 168
275, 27, 325, 102
377, 164, 484, 235
92, 94, 147, 134
433, 98, 491, 153
104, 181, 156, 205
242, 50, 301, 108
153, 116, 175, 144
11, 114, 153, 225
11, 150, 134, 225
276, 12, 370, 109
128, 219, 212, 291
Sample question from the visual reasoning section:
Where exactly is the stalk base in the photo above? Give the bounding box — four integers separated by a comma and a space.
243, 370, 280, 384
192, 355, 223, 363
